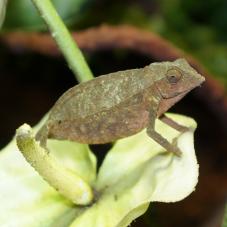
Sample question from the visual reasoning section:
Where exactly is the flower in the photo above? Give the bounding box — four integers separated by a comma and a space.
0, 113, 198, 227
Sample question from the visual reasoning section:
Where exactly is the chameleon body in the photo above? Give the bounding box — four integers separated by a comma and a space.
36, 59, 205, 155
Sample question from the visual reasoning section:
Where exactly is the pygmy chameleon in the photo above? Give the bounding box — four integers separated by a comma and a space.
36, 58, 205, 156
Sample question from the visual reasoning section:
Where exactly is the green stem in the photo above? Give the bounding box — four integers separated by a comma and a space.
0, 0, 7, 29
31, 0, 94, 83
16, 124, 93, 205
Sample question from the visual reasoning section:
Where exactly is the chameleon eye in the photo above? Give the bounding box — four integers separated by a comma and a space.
167, 68, 182, 84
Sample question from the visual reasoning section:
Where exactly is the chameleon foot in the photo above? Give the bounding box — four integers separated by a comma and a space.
170, 137, 182, 157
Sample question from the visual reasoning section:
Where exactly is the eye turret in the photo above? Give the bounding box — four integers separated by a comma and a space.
166, 67, 182, 84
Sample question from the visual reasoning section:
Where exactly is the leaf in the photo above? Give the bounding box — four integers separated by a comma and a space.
0, 114, 198, 227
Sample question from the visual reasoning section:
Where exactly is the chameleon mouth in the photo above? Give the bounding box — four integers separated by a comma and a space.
157, 91, 188, 117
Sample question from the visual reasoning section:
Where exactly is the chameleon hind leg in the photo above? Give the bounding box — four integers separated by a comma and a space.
35, 124, 49, 149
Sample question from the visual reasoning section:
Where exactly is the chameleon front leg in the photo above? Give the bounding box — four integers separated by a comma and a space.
160, 115, 188, 133
146, 110, 182, 156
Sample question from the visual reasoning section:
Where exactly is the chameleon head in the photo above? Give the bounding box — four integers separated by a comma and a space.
154, 58, 205, 99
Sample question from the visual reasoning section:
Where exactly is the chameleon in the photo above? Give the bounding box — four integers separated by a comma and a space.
36, 58, 205, 156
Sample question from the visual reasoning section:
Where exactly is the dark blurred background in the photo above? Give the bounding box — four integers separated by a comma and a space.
1, 0, 227, 226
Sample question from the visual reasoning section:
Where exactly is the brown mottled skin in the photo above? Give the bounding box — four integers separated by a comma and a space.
36, 59, 205, 155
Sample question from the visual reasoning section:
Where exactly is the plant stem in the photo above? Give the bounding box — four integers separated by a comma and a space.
0, 0, 7, 29
16, 124, 94, 205
31, 0, 94, 83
